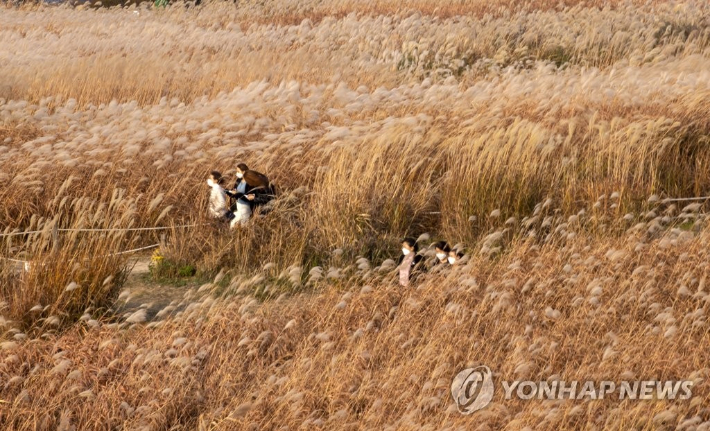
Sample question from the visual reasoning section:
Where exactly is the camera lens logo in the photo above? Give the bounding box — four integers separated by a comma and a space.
451, 366, 494, 414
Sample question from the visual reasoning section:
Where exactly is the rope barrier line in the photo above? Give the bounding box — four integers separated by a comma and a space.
0, 230, 44, 237
104, 243, 160, 256
662, 196, 710, 203
0, 223, 198, 267
0, 256, 29, 264
0, 223, 201, 238
59, 224, 201, 233
1, 243, 161, 270
0, 256, 32, 272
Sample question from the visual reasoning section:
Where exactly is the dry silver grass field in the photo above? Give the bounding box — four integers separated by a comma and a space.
1, 0, 710, 429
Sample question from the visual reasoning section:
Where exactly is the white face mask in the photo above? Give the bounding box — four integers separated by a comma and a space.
236, 172, 243, 179
207, 178, 215, 187
436, 253, 446, 261
448, 257, 456, 264
402, 248, 411, 256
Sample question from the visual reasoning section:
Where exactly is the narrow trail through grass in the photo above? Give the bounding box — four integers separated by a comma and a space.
115, 256, 198, 322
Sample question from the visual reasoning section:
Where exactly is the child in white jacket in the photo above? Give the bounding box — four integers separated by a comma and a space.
206, 171, 233, 221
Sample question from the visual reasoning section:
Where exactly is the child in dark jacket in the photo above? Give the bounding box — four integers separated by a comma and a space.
430, 241, 451, 270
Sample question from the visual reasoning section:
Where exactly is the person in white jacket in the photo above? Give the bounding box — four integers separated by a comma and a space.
206, 171, 234, 221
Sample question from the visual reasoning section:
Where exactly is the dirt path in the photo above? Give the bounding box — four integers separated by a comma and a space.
116, 255, 198, 321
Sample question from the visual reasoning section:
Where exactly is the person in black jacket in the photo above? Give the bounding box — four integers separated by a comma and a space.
398, 237, 424, 287
225, 163, 274, 228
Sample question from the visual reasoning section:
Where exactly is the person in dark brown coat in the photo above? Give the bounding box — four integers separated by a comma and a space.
225, 163, 275, 227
